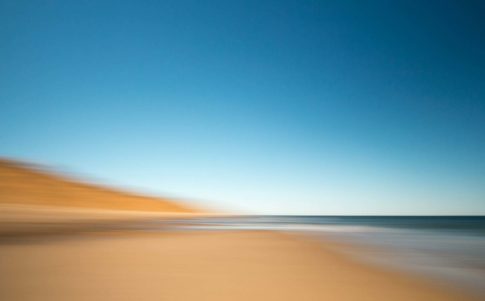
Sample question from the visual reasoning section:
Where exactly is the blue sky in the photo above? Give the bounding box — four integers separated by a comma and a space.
1, 0, 484, 214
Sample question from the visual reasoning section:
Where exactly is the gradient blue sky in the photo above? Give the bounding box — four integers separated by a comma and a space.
1, 0, 484, 214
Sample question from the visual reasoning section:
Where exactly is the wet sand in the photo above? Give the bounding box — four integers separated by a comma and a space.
0, 226, 480, 301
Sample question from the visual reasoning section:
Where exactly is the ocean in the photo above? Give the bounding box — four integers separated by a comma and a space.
161, 215, 485, 297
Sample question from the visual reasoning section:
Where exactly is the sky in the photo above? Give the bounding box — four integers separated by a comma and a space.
1, 0, 484, 215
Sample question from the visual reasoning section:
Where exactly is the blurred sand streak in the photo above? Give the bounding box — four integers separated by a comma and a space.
0, 204, 209, 238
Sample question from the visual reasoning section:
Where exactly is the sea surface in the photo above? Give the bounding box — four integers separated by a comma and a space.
160, 216, 485, 297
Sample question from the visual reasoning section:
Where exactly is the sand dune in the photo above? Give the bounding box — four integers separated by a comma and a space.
0, 158, 197, 213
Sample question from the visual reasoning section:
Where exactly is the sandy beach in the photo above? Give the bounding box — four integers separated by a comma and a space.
0, 224, 480, 301
0, 159, 482, 301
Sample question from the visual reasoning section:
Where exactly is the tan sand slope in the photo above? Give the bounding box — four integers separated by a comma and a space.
0, 231, 479, 301
0, 158, 197, 213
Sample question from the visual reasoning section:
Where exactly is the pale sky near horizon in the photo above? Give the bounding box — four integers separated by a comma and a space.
1, 0, 484, 215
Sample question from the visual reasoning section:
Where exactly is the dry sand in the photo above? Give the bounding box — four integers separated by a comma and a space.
0, 228, 480, 301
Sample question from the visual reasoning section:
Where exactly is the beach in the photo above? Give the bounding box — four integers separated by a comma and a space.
0, 160, 482, 301
0, 220, 480, 301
